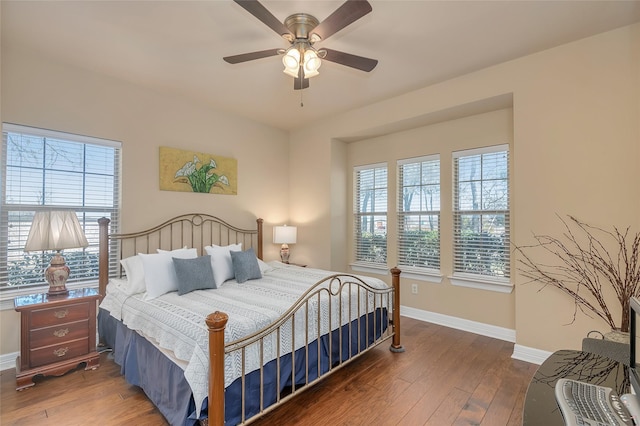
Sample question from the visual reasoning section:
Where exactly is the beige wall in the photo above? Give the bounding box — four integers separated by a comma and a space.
0, 46, 290, 355
346, 109, 515, 328
289, 23, 640, 353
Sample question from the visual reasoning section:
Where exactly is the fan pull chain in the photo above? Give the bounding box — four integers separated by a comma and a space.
300, 87, 304, 107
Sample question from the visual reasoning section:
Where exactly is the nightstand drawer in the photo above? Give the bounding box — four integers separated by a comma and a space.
30, 302, 90, 328
30, 338, 89, 368
30, 319, 89, 348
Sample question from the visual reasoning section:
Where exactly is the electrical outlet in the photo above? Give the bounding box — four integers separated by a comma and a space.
411, 283, 418, 294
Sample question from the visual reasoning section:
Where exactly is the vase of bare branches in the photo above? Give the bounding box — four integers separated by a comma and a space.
604, 330, 630, 343
515, 215, 640, 337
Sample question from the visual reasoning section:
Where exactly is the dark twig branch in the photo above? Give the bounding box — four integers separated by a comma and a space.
515, 215, 640, 332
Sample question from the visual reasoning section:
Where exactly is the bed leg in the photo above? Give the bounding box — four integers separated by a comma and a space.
389, 267, 405, 353
206, 311, 228, 426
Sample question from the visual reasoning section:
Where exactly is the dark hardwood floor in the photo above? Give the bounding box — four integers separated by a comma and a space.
0, 317, 538, 425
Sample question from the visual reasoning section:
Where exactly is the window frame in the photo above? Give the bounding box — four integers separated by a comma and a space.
351, 162, 388, 275
397, 154, 442, 283
0, 123, 122, 300
451, 144, 512, 293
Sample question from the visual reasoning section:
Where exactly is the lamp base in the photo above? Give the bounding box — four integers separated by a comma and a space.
45, 252, 70, 296
280, 244, 290, 263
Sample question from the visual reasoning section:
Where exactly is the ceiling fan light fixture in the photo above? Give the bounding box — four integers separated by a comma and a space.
303, 49, 322, 76
282, 47, 300, 69
283, 67, 299, 78
310, 33, 322, 44
282, 46, 300, 77
303, 69, 319, 78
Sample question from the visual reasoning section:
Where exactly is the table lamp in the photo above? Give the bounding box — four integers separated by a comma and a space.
273, 225, 297, 263
24, 210, 89, 296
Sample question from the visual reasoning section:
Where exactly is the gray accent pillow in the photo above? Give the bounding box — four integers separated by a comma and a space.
173, 255, 216, 295
231, 248, 262, 283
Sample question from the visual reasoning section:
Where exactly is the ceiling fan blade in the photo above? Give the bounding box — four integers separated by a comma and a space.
223, 49, 281, 64
294, 68, 309, 90
294, 78, 310, 90
322, 48, 378, 72
233, 0, 293, 38
311, 0, 372, 41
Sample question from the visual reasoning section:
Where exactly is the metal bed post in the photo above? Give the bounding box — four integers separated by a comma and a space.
390, 267, 404, 353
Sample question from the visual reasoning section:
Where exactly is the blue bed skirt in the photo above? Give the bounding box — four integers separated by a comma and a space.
98, 308, 387, 425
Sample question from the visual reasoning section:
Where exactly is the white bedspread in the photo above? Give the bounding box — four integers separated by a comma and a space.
99, 262, 391, 418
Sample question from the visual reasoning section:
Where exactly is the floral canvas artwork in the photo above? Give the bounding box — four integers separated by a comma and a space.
159, 147, 237, 195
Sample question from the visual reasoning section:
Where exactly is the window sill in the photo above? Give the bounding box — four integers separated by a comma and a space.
398, 266, 443, 283
349, 262, 389, 276
449, 273, 513, 294
0, 280, 98, 311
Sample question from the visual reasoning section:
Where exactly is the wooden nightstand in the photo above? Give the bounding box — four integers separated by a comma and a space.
14, 287, 100, 390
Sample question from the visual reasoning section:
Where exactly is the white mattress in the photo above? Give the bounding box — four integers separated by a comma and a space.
99, 261, 390, 417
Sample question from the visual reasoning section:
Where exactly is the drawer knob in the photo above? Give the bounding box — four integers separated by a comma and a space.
53, 347, 69, 357
53, 309, 69, 319
53, 328, 69, 338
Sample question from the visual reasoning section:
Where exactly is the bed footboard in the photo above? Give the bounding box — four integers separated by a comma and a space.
205, 267, 402, 426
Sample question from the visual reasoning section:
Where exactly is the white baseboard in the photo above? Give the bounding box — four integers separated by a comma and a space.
1, 299, 16, 311
1, 351, 18, 371
400, 305, 551, 365
400, 305, 516, 342
512, 344, 553, 365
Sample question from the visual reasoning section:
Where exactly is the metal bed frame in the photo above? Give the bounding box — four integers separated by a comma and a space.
97, 213, 402, 425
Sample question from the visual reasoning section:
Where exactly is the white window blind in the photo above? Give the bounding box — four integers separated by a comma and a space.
1, 123, 121, 290
453, 145, 510, 279
354, 163, 387, 265
397, 155, 440, 271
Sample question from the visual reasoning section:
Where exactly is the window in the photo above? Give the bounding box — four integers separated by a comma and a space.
1, 124, 121, 291
453, 145, 510, 284
398, 155, 440, 274
353, 163, 387, 268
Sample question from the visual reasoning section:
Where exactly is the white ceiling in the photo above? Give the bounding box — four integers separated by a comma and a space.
3, 1, 640, 131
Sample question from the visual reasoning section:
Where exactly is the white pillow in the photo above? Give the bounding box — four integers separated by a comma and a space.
157, 246, 188, 253
204, 244, 242, 286
120, 255, 146, 295
257, 258, 273, 274
118, 248, 195, 296
141, 248, 198, 299
106, 277, 129, 294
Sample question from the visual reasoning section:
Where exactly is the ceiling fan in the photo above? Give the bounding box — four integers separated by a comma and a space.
223, 0, 378, 90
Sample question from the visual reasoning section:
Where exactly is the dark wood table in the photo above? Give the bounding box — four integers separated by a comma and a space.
14, 287, 100, 390
523, 349, 629, 425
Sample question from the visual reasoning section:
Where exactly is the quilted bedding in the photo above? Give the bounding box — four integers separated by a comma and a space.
99, 261, 390, 418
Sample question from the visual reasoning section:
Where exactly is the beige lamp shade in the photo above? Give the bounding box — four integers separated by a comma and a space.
24, 210, 89, 296
25, 210, 89, 252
